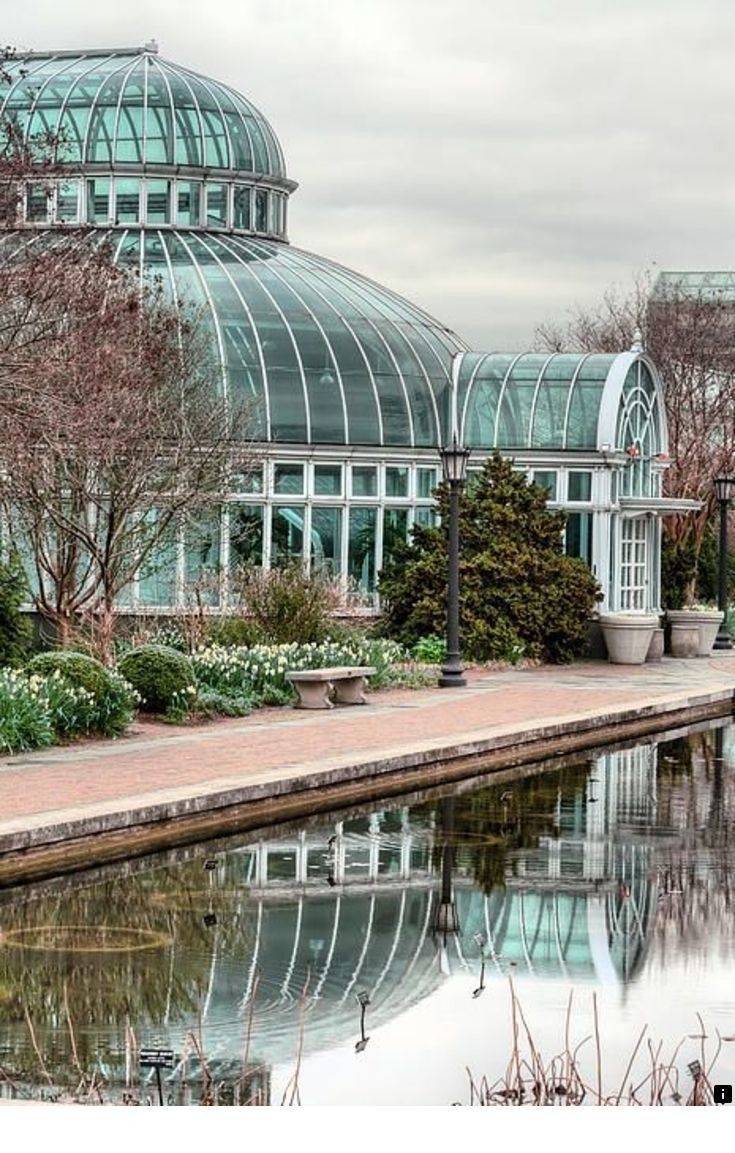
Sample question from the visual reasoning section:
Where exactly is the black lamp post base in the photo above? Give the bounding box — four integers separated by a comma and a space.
439, 665, 467, 688
714, 628, 733, 650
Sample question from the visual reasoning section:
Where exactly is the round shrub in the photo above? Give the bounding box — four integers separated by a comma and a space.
29, 650, 112, 696
117, 644, 196, 715
26, 650, 136, 737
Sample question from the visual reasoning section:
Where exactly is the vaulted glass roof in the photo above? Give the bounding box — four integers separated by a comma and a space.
0, 47, 287, 179
456, 350, 664, 452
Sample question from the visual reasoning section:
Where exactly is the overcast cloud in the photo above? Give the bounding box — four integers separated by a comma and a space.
4, 0, 735, 347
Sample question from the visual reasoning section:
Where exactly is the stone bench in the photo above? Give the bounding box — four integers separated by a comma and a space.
285, 666, 377, 710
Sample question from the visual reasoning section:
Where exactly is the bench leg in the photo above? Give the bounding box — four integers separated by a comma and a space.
333, 675, 368, 706
292, 680, 334, 709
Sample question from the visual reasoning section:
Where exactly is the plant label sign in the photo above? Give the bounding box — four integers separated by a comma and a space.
139, 1048, 175, 1070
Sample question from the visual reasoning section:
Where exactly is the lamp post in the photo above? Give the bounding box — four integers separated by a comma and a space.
713, 476, 735, 650
438, 437, 471, 688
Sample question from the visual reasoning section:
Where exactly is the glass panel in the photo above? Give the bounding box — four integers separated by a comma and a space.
232, 466, 262, 494
266, 850, 296, 881
532, 471, 557, 500
352, 465, 377, 497
274, 463, 304, 495
25, 183, 49, 222
138, 516, 177, 606
233, 185, 251, 230
314, 464, 342, 496
176, 181, 201, 226
115, 178, 140, 224
413, 506, 437, 530
214, 236, 307, 442
146, 179, 170, 225
461, 353, 514, 448
496, 353, 547, 448
383, 507, 408, 564
269, 192, 279, 233
164, 69, 202, 167
206, 182, 228, 227
255, 188, 268, 232
416, 467, 437, 499
311, 506, 342, 576
86, 177, 110, 223
568, 471, 592, 502
229, 504, 263, 568
184, 509, 221, 605
530, 354, 580, 449
385, 466, 409, 498
565, 512, 593, 568
57, 179, 80, 221
144, 68, 173, 164
272, 505, 305, 565
114, 66, 145, 163
348, 507, 377, 594
566, 356, 613, 448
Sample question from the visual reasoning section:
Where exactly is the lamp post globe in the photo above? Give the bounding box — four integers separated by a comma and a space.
438, 439, 470, 689
714, 476, 735, 650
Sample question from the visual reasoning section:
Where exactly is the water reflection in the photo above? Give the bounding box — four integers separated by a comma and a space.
0, 721, 734, 1103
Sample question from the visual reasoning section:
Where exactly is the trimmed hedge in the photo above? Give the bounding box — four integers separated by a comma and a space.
117, 644, 196, 715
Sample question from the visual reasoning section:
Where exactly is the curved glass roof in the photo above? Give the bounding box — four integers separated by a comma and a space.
81, 228, 464, 446
457, 350, 662, 452
0, 47, 286, 179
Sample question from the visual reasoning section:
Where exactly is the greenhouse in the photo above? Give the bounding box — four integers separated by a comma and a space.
0, 44, 687, 614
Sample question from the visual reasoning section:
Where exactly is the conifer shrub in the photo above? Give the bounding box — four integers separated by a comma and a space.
379, 455, 601, 664
0, 552, 31, 667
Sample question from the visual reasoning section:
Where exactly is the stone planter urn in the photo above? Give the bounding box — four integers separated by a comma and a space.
646, 628, 665, 662
667, 608, 724, 657
599, 613, 660, 665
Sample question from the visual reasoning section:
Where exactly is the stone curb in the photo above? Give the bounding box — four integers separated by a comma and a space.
0, 682, 732, 871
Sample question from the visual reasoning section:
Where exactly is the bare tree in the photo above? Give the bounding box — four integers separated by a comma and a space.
0, 46, 257, 657
0, 244, 255, 659
536, 269, 735, 576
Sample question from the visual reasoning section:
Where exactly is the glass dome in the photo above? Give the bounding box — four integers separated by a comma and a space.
0, 225, 466, 447
0, 45, 286, 178
121, 228, 465, 447
0, 46, 467, 446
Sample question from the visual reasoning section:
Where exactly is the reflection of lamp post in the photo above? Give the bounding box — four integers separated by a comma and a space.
434, 797, 460, 945
472, 932, 487, 998
438, 438, 471, 688
714, 476, 735, 649
355, 990, 371, 1053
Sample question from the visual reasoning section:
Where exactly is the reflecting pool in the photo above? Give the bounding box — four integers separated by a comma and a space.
1, 719, 735, 1104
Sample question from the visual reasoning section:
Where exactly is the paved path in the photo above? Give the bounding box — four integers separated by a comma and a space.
1, 655, 735, 868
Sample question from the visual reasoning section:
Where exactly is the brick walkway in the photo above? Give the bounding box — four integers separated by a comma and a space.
2, 655, 735, 855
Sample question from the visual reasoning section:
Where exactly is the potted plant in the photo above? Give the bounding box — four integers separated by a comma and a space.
667, 604, 724, 657
598, 613, 660, 665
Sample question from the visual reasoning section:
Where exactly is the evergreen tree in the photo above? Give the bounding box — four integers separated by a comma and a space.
0, 550, 31, 666
379, 455, 601, 664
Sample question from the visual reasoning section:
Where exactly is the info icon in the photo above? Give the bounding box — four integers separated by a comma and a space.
714, 1084, 733, 1105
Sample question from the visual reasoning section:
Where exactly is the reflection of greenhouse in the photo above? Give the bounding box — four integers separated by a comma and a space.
0, 741, 666, 1100
0, 44, 696, 612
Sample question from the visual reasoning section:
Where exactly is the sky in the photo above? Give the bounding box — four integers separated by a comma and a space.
4, 0, 735, 349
